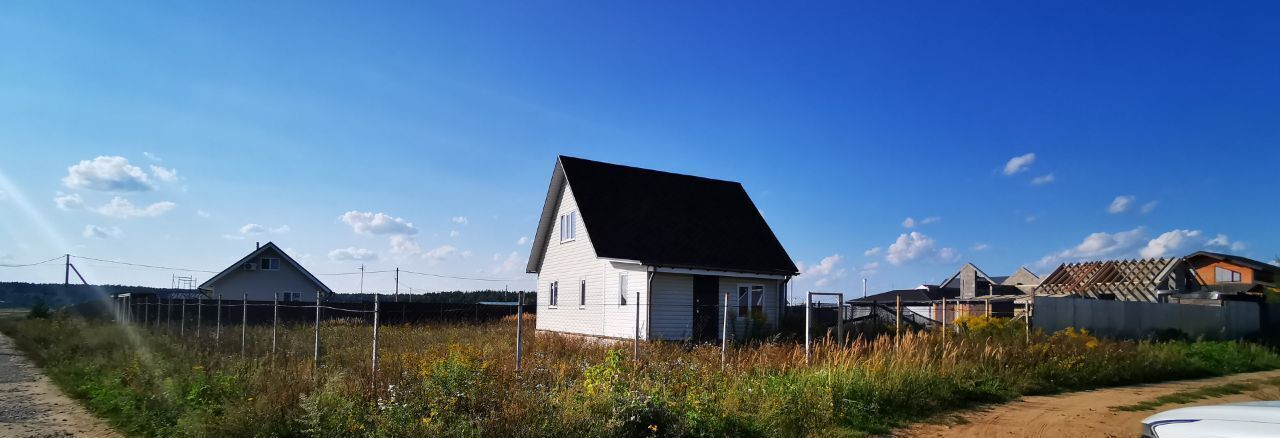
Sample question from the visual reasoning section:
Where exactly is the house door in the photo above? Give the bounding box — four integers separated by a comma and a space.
692, 275, 719, 343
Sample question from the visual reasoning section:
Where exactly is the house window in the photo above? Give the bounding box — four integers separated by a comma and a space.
579, 280, 586, 307
1215, 266, 1242, 283
559, 212, 577, 242
260, 257, 280, 271
737, 284, 765, 318
549, 281, 559, 307
619, 273, 628, 306
282, 292, 301, 302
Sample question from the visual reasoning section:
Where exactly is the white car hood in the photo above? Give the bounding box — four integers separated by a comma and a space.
1144, 401, 1280, 424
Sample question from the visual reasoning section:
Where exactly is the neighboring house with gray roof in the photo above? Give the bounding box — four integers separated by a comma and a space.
198, 242, 332, 302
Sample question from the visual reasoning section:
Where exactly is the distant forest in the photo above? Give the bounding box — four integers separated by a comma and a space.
0, 282, 534, 309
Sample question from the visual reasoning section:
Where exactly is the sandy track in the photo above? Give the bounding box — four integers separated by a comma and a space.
899, 369, 1280, 438
0, 333, 117, 438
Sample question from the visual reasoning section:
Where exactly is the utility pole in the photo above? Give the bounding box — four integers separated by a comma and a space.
63, 254, 70, 307
359, 264, 365, 295
314, 290, 322, 368
371, 293, 380, 390
394, 268, 399, 303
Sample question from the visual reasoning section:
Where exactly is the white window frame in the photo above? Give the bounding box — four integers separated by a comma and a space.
736, 283, 765, 319
559, 211, 577, 243
549, 281, 559, 308
259, 257, 280, 271
619, 273, 628, 306
579, 279, 586, 309
1215, 266, 1242, 283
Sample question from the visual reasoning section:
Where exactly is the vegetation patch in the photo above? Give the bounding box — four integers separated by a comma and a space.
1110, 376, 1280, 412
2, 314, 1278, 437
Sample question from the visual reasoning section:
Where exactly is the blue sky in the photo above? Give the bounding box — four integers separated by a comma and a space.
1, 2, 1277, 298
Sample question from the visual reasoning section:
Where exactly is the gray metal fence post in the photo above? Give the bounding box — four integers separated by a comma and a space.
196, 297, 203, 340
515, 290, 524, 374
166, 296, 172, 332
805, 292, 812, 366
634, 291, 640, 363
372, 293, 380, 389
721, 291, 730, 367
216, 294, 222, 347
143, 297, 149, 328
180, 299, 186, 337
314, 291, 321, 368
241, 294, 247, 357
272, 293, 278, 357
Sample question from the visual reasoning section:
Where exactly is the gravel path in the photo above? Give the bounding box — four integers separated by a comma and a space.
899, 369, 1280, 438
0, 333, 118, 438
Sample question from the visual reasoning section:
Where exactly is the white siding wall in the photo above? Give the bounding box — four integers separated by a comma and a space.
535, 183, 609, 337
719, 276, 780, 339
649, 273, 693, 340
602, 261, 649, 339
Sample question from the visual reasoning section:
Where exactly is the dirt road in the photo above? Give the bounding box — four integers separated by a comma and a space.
0, 333, 117, 438
901, 369, 1280, 438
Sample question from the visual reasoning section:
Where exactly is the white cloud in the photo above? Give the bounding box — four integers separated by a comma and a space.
1140, 201, 1159, 214
390, 235, 422, 256
1031, 174, 1055, 185
328, 247, 378, 261
63, 156, 154, 191
803, 254, 843, 276
1108, 195, 1135, 214
885, 232, 956, 266
1271, 259, 1280, 268
196, 209, 211, 218
449, 230, 460, 238
858, 262, 879, 277
902, 216, 940, 228
1141, 229, 1202, 259
461, 250, 473, 258
53, 192, 84, 210
150, 165, 179, 183
493, 251, 526, 274
240, 223, 266, 235
270, 225, 291, 234
142, 152, 161, 162
94, 197, 175, 218
1025, 215, 1038, 223
221, 234, 245, 240
451, 216, 469, 225
972, 243, 991, 251
424, 245, 458, 261
1003, 153, 1036, 175
1206, 234, 1246, 252
339, 211, 418, 235
1037, 227, 1146, 267
863, 247, 881, 257
83, 225, 122, 239
517, 236, 530, 245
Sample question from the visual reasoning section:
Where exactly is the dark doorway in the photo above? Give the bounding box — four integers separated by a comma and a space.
692, 275, 719, 342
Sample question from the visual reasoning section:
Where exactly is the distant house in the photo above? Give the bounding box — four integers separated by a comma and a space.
1035, 252, 1277, 303
526, 156, 799, 342
198, 242, 332, 302
851, 263, 1040, 322
1185, 251, 1279, 294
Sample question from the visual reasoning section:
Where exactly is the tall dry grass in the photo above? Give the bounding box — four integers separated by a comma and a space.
2, 314, 1277, 437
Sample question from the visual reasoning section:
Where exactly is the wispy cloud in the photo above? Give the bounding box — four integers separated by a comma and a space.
329, 247, 378, 261
340, 211, 418, 235
1030, 173, 1055, 185
94, 197, 175, 218
451, 216, 469, 225
83, 224, 122, 239
63, 156, 154, 192
1002, 153, 1036, 175
886, 232, 957, 265
1107, 195, 1135, 214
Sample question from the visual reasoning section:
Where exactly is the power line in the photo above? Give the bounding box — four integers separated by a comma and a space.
315, 269, 394, 276
399, 269, 518, 282
0, 255, 66, 268
71, 255, 221, 274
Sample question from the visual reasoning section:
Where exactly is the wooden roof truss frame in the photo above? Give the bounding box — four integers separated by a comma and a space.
1035, 257, 1180, 302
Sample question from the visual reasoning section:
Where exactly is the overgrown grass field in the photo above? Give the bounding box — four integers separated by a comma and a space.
2, 314, 1278, 437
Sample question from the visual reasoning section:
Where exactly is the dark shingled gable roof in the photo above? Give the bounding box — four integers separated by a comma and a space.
555, 156, 798, 275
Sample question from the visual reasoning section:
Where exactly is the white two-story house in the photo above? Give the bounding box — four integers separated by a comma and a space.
526, 156, 799, 342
